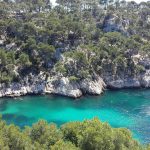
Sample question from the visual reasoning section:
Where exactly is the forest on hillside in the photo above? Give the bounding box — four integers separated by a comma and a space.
0, 0, 150, 84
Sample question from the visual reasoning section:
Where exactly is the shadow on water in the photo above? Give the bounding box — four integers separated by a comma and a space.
0, 100, 8, 112
2, 113, 68, 128
2, 114, 36, 128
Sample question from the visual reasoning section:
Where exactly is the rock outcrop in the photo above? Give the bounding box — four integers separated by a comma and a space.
1, 56, 150, 98
1, 66, 150, 98
106, 78, 141, 89
80, 77, 105, 95
0, 75, 105, 98
103, 14, 130, 35
52, 77, 82, 98
104, 70, 150, 89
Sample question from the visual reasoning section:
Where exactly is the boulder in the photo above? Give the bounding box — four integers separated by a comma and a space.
53, 77, 82, 98
81, 77, 105, 95
107, 79, 124, 89
141, 76, 150, 87
124, 78, 141, 88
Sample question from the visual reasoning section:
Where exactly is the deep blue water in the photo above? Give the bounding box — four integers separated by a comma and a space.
0, 89, 150, 144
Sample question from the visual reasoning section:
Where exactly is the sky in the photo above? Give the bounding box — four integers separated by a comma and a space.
51, 0, 149, 6
51, 0, 56, 6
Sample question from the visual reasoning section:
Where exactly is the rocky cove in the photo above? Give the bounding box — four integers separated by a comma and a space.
0, 75, 105, 98
1, 53, 150, 98
0, 67, 150, 98
0, 0, 150, 99
1, 1, 150, 149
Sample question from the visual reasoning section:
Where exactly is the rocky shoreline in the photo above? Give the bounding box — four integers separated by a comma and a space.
0, 70, 150, 98
104, 69, 150, 89
0, 75, 106, 98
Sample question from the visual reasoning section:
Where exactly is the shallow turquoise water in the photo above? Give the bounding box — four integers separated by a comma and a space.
0, 89, 150, 144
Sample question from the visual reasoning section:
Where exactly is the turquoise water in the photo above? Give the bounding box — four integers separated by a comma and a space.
0, 89, 150, 144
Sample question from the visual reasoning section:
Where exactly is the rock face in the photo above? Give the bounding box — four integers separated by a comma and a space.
103, 14, 130, 35
1, 72, 150, 98
0, 76, 105, 98
1, 57, 150, 98
52, 77, 82, 98
106, 78, 141, 89
104, 70, 150, 89
1, 68, 150, 98
141, 70, 150, 87
80, 77, 105, 95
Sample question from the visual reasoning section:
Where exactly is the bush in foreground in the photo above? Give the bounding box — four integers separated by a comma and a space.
0, 117, 148, 150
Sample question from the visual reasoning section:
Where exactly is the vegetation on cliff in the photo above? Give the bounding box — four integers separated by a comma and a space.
0, 0, 150, 148
0, 0, 150, 84
0, 117, 149, 150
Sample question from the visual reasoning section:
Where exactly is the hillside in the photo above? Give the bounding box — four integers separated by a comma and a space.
0, 0, 150, 97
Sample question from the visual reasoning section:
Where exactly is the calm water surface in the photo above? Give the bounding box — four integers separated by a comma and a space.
0, 89, 150, 144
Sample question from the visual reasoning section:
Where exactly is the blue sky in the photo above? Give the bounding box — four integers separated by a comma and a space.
51, 0, 149, 5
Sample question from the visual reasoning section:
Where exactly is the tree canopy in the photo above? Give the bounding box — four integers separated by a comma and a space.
0, 117, 148, 150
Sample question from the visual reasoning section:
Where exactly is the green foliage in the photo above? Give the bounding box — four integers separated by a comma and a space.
141, 44, 150, 56
0, 2, 149, 149
135, 65, 145, 74
0, 117, 147, 150
38, 43, 55, 58
18, 53, 31, 67
69, 76, 79, 82
24, 37, 37, 51
0, 0, 150, 83
26, 120, 63, 149
0, 49, 16, 83
51, 140, 79, 150
61, 118, 143, 150
55, 62, 67, 75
